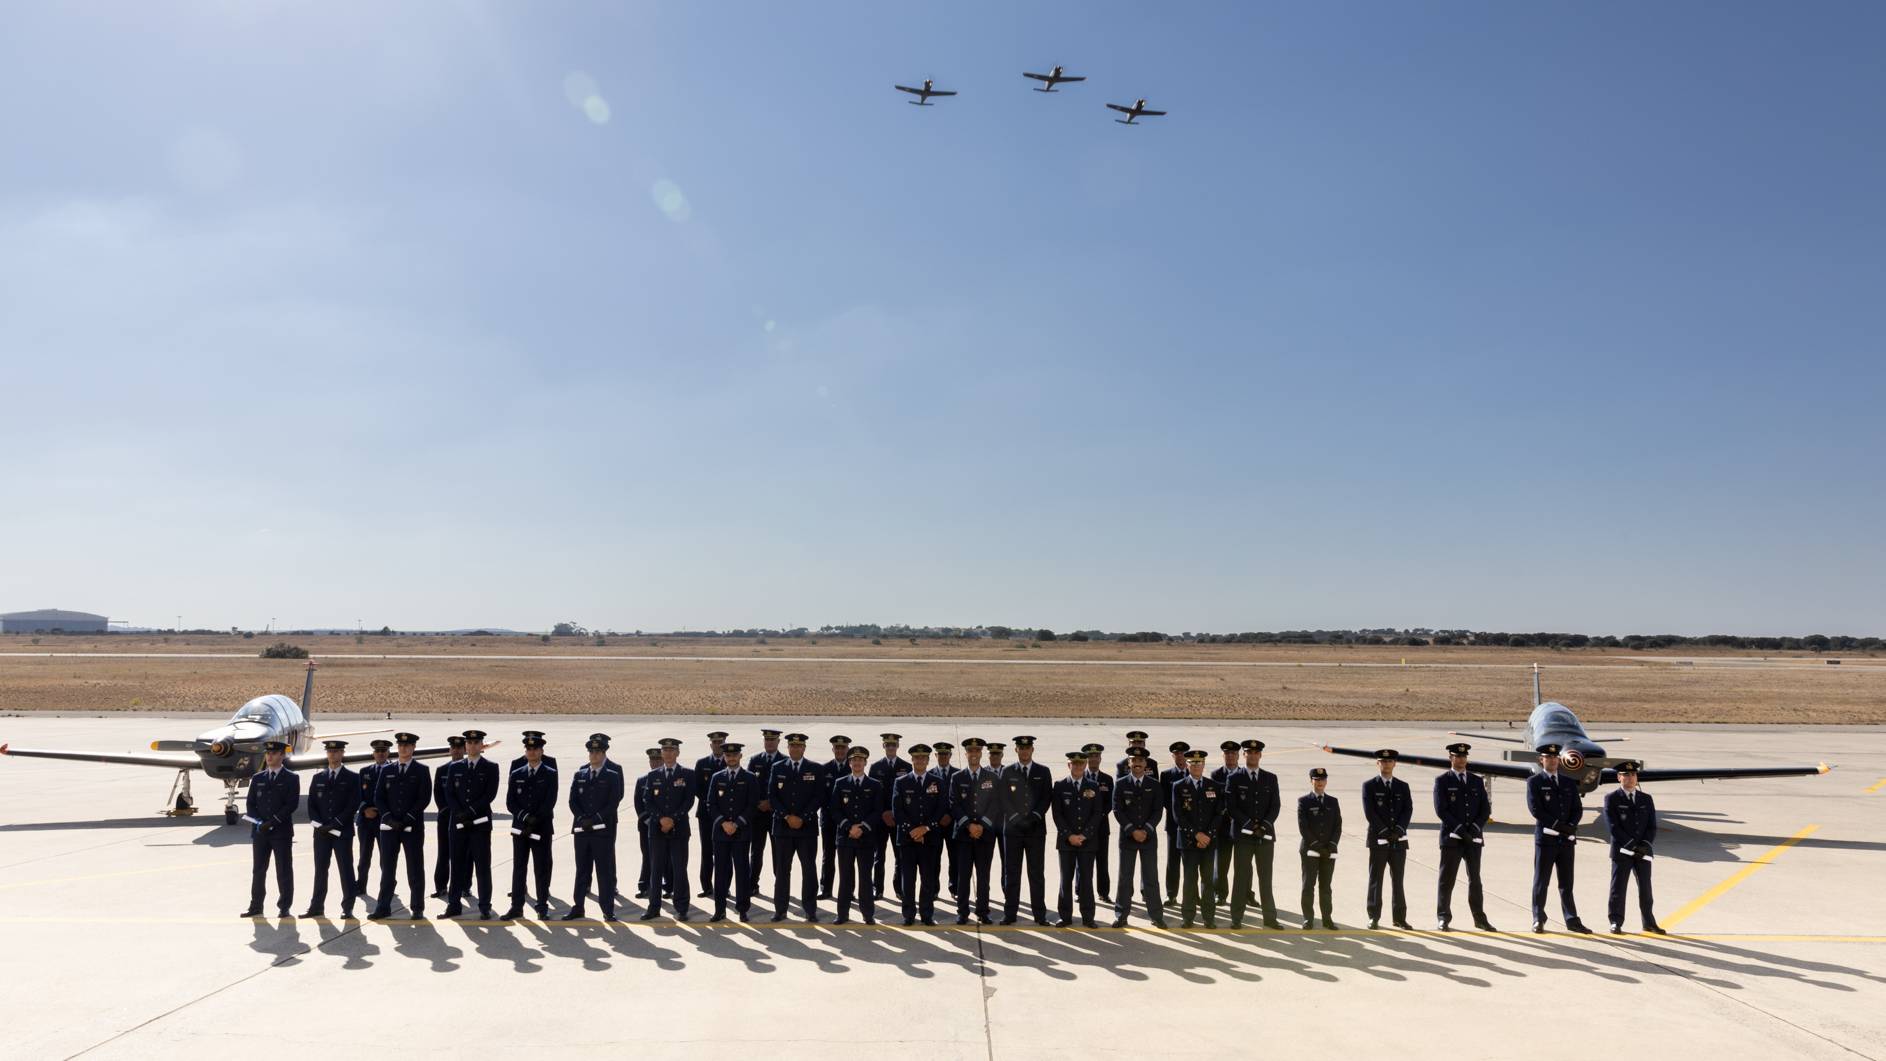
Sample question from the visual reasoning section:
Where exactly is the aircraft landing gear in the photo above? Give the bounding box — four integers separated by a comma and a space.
222, 779, 243, 825
163, 769, 198, 818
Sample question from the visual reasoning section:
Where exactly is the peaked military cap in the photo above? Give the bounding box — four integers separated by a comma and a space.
1065, 750, 1088, 761
446, 735, 466, 747
1012, 735, 1036, 747
1241, 739, 1266, 752
1309, 767, 1328, 780
1536, 743, 1563, 756
463, 729, 488, 742
706, 731, 729, 740
1169, 740, 1191, 753
961, 737, 987, 749
1082, 743, 1104, 754
847, 747, 871, 760
828, 735, 852, 745
585, 736, 609, 751
908, 743, 934, 755
587, 732, 611, 743
521, 734, 547, 749
394, 732, 419, 744
784, 732, 809, 744
1375, 748, 1398, 761
521, 730, 546, 740
986, 742, 1006, 751
645, 747, 662, 759
1184, 750, 1209, 762
1125, 730, 1149, 741
721, 742, 744, 755
1616, 760, 1641, 774
658, 737, 683, 748
322, 739, 348, 751
369, 739, 393, 751
1445, 742, 1471, 756
932, 741, 954, 752
880, 732, 902, 742
760, 728, 782, 737
1126, 748, 1151, 760
1219, 740, 1240, 752
263, 740, 290, 753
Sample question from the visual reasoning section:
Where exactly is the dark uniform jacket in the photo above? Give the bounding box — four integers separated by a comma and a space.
1158, 765, 1189, 833
1051, 774, 1107, 851
1297, 791, 1342, 855
446, 756, 500, 828
869, 756, 913, 816
1433, 769, 1490, 847
1111, 771, 1165, 842
433, 759, 462, 825
1526, 771, 1583, 844
1362, 774, 1414, 848
1604, 788, 1657, 856
999, 761, 1054, 837
1226, 767, 1281, 841
506, 762, 559, 837
769, 756, 828, 837
568, 760, 626, 832
356, 761, 388, 827
707, 766, 760, 841
644, 764, 695, 836
893, 770, 951, 846
245, 767, 300, 838
828, 773, 883, 847
306, 764, 360, 836
374, 759, 432, 831
950, 765, 1002, 839
1088, 770, 1114, 836
1170, 774, 1224, 842
748, 749, 786, 822
693, 753, 724, 819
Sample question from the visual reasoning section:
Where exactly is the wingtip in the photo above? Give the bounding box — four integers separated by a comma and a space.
0, 743, 8, 756
1818, 761, 1833, 774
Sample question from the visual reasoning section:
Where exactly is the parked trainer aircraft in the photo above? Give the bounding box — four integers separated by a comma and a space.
1322, 665, 1832, 794
0, 662, 452, 824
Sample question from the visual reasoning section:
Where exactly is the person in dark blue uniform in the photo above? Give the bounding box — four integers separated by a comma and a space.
1159, 741, 1190, 909
1527, 743, 1593, 934
569, 734, 625, 921
302, 738, 359, 919
239, 740, 299, 918
986, 741, 1008, 886
949, 737, 1000, 925
1434, 741, 1495, 931
502, 733, 558, 920
510, 730, 556, 770
998, 735, 1053, 925
693, 731, 728, 899
1082, 743, 1114, 906
1209, 740, 1242, 904
1605, 761, 1666, 935
868, 733, 912, 902
634, 746, 663, 899
818, 735, 852, 901
707, 741, 760, 922
768, 733, 825, 922
893, 744, 950, 925
931, 741, 960, 901
1114, 730, 1151, 780
1053, 750, 1106, 927
430, 734, 466, 902
353, 739, 391, 895
586, 731, 627, 906
1298, 767, 1341, 929
1363, 748, 1415, 930
1110, 748, 1167, 928
1171, 748, 1224, 928
443, 729, 500, 920
369, 732, 431, 919
746, 729, 785, 893
1227, 739, 1283, 929
640, 738, 695, 921
830, 746, 882, 924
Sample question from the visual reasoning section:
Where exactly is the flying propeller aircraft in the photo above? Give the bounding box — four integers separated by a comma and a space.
0, 661, 453, 824
1322, 664, 1833, 795
894, 79, 956, 106
1106, 99, 1166, 125
1023, 66, 1085, 92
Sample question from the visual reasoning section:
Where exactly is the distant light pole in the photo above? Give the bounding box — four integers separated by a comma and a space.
175, 614, 181, 633
269, 616, 276, 634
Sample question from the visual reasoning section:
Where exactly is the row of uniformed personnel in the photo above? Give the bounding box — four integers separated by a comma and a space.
239, 729, 1664, 935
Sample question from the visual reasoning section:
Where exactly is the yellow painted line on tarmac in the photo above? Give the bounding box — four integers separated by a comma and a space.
1663, 824, 1820, 930
1863, 777, 1886, 794
0, 857, 250, 891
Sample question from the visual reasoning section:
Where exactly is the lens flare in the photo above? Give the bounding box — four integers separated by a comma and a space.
650, 179, 691, 222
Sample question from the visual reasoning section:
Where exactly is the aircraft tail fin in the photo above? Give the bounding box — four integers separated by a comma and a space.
300, 660, 317, 714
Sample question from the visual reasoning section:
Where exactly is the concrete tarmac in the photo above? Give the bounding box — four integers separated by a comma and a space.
2, 715, 1882, 1060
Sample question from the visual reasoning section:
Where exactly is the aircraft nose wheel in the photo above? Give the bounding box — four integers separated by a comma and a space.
224, 807, 239, 826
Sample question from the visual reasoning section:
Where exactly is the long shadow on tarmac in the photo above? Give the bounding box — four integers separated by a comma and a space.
0, 817, 250, 848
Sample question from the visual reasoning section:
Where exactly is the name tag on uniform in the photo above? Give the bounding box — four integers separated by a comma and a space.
1205, 791, 1217, 799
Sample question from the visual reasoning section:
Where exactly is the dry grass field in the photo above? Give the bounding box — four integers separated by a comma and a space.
1, 635, 1881, 723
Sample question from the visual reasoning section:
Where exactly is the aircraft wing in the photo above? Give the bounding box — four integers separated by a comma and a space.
1139, 109, 1166, 117
311, 727, 393, 740
894, 85, 923, 95
928, 90, 957, 97
1322, 744, 1537, 780
1023, 72, 1051, 82
1451, 731, 1527, 744
0, 743, 200, 769
1106, 103, 1132, 113
286, 744, 458, 771
1618, 762, 1832, 785
1057, 76, 1086, 83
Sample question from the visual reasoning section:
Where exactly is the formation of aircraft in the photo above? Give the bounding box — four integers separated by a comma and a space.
1322, 664, 1833, 797
895, 65, 1166, 126
0, 662, 453, 824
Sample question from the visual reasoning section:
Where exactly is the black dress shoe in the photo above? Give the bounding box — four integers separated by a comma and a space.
1151, 919, 1170, 929
534, 906, 549, 921
1301, 919, 1316, 930
920, 917, 937, 926
634, 889, 649, 899
300, 908, 323, 919
442, 904, 464, 918
603, 913, 620, 923
639, 910, 661, 921
500, 908, 524, 920
478, 908, 495, 921
1181, 919, 1195, 929
1474, 918, 1497, 932
429, 890, 445, 900
698, 890, 713, 898
1111, 917, 1129, 928
1567, 919, 1594, 935
861, 911, 876, 925
956, 915, 970, 925
1644, 922, 1668, 936
998, 916, 1017, 925
1081, 919, 1097, 928
770, 913, 788, 923
902, 917, 916, 926
1263, 919, 1284, 930
1532, 920, 1547, 933
805, 912, 820, 923
368, 908, 392, 920
1322, 919, 1338, 930
1203, 920, 1218, 929
818, 891, 834, 901
1368, 918, 1380, 929
238, 909, 261, 918
568, 906, 588, 920
277, 909, 294, 918
833, 915, 851, 925
1393, 919, 1414, 930
1610, 922, 1625, 934
738, 911, 751, 923
1229, 920, 1244, 930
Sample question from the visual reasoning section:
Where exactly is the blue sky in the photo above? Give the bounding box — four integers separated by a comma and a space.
2, 1, 1881, 635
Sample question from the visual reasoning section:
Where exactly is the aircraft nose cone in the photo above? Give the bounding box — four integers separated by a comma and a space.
1561, 749, 1585, 771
